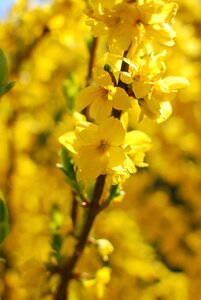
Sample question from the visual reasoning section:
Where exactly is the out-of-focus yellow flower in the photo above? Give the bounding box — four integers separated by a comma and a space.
83, 267, 111, 299
96, 238, 114, 261
124, 130, 151, 167
138, 75, 190, 122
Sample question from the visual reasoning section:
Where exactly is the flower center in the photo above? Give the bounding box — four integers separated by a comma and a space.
100, 88, 109, 101
135, 19, 145, 33
97, 140, 110, 153
133, 74, 141, 81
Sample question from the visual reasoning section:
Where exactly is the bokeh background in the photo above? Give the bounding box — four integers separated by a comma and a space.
0, 0, 201, 299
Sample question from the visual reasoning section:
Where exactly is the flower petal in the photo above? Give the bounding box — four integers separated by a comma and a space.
89, 98, 112, 122
149, 3, 178, 24
59, 132, 76, 154
133, 81, 152, 99
75, 86, 99, 112
77, 146, 108, 180
99, 117, 126, 145
76, 123, 100, 146
108, 146, 126, 168
162, 76, 190, 90
112, 87, 132, 110
93, 68, 113, 87
125, 130, 151, 151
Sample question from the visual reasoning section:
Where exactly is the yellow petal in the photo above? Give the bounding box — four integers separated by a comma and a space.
89, 98, 112, 122
93, 68, 113, 87
75, 86, 99, 112
99, 117, 125, 146
125, 130, 151, 150
112, 87, 132, 110
162, 76, 190, 90
157, 101, 172, 123
76, 123, 100, 146
133, 81, 152, 99
77, 146, 108, 180
96, 267, 111, 284
120, 72, 133, 84
132, 151, 148, 167
149, 3, 178, 24
86, 20, 108, 37
147, 23, 176, 46
59, 132, 76, 154
108, 146, 126, 168
124, 156, 136, 173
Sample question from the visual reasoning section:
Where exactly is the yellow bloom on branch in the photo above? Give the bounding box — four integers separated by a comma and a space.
86, 1, 178, 51
76, 68, 131, 122
140, 76, 190, 121
59, 117, 151, 181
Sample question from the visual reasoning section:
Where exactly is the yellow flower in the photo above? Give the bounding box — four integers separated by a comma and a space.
59, 117, 127, 180
138, 76, 190, 122
59, 117, 150, 181
75, 69, 131, 122
83, 267, 112, 299
96, 238, 114, 261
86, 1, 178, 51
120, 51, 167, 99
124, 130, 152, 167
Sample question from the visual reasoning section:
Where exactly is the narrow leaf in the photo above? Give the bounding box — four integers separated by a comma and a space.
0, 199, 9, 246
0, 49, 9, 86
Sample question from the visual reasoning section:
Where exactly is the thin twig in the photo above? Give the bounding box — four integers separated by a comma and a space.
54, 175, 106, 300
71, 192, 78, 230
112, 50, 129, 119
86, 37, 98, 86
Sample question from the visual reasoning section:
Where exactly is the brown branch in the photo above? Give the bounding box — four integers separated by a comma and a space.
54, 175, 106, 300
71, 192, 78, 230
82, 37, 98, 119
112, 50, 129, 119
12, 25, 50, 74
86, 37, 98, 87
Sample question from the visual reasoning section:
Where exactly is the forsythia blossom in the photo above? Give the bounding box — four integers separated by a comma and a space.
59, 117, 151, 182
83, 267, 112, 299
96, 239, 114, 261
86, 0, 179, 51
76, 69, 131, 122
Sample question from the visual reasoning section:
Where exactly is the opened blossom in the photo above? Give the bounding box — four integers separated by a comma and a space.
76, 69, 131, 122
59, 117, 151, 181
137, 75, 190, 122
86, 0, 178, 51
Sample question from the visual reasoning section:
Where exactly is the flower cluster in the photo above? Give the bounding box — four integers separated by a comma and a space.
59, 0, 189, 183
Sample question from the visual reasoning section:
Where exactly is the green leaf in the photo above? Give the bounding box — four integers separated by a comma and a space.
59, 147, 77, 182
0, 81, 15, 97
58, 147, 86, 203
99, 185, 121, 210
51, 234, 62, 253
50, 203, 63, 232
50, 233, 63, 265
0, 49, 9, 86
0, 199, 9, 246
108, 184, 120, 201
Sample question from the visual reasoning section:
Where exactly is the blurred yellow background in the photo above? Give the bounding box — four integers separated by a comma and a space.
0, 0, 201, 299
